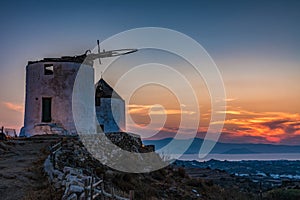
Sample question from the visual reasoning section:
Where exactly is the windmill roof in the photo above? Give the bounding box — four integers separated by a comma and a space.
95, 78, 123, 99
27, 54, 91, 65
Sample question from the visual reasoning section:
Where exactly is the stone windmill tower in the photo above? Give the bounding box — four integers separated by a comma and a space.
20, 46, 136, 136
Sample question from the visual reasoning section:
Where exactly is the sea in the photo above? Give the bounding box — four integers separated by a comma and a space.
176, 153, 300, 161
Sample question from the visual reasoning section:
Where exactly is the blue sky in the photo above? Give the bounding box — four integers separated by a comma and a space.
0, 0, 300, 144
1, 0, 299, 59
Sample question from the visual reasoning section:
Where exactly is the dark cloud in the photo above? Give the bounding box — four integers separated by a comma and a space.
219, 131, 269, 144
261, 119, 290, 130
261, 119, 300, 135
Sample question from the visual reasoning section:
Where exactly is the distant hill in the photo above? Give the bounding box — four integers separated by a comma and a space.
143, 138, 300, 154
221, 148, 258, 154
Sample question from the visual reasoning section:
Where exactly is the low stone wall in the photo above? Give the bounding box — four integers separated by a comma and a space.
44, 156, 93, 200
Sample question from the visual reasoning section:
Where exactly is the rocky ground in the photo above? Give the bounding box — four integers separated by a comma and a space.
0, 135, 62, 200
2, 134, 298, 199
45, 134, 256, 200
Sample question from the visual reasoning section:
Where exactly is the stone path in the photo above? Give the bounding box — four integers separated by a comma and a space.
0, 136, 60, 200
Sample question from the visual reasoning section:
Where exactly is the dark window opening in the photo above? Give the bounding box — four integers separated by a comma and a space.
100, 124, 104, 132
42, 98, 52, 122
95, 97, 101, 106
44, 64, 54, 75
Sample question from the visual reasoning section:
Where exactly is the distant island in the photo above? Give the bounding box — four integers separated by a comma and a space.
143, 138, 300, 154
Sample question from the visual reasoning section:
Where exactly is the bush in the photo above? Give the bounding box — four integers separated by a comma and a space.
265, 189, 300, 200
186, 178, 203, 187
177, 167, 186, 178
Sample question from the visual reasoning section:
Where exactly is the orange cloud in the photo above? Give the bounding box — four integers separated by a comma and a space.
119, 95, 300, 145
224, 98, 237, 102
217, 110, 241, 115
222, 108, 300, 143
128, 104, 196, 116
3, 102, 24, 113
128, 103, 300, 144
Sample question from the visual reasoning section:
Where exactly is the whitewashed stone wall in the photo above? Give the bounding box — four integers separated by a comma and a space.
96, 98, 125, 133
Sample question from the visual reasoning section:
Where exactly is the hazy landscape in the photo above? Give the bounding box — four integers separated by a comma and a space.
144, 138, 300, 155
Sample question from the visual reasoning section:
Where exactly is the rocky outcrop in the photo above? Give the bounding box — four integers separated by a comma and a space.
106, 132, 155, 153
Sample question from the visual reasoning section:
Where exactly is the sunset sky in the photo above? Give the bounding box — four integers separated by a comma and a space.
0, 0, 299, 145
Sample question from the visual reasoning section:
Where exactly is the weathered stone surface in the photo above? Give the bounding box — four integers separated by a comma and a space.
63, 166, 73, 174
54, 181, 62, 189
66, 192, 78, 200
69, 185, 84, 193
53, 169, 64, 179
23, 61, 94, 136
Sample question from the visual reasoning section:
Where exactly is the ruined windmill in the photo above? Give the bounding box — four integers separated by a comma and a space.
20, 41, 137, 137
